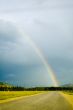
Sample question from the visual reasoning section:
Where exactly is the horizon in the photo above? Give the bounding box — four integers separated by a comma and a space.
0, 81, 73, 88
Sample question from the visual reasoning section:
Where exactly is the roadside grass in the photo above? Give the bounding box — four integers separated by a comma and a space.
0, 91, 44, 100
63, 91, 73, 95
62, 91, 73, 106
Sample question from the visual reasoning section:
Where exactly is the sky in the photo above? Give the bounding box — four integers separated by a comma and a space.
0, 0, 73, 87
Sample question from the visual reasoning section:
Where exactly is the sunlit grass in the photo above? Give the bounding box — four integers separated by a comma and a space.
62, 91, 73, 106
63, 91, 73, 95
0, 91, 44, 100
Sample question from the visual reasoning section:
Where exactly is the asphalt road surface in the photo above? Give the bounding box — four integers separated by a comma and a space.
0, 92, 73, 110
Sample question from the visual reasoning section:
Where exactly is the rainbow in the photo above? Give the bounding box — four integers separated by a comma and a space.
18, 28, 59, 87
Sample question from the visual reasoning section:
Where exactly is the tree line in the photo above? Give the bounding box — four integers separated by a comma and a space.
0, 86, 73, 91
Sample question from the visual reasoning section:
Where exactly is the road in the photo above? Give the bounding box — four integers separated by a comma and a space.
0, 92, 73, 110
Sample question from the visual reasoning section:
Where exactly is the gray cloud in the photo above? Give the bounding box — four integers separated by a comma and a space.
0, 21, 44, 66
0, 0, 73, 86
0, 20, 19, 43
0, 0, 73, 14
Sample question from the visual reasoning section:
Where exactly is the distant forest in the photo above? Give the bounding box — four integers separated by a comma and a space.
0, 82, 73, 91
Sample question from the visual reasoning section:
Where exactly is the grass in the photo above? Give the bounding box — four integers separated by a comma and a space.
63, 91, 73, 95
62, 91, 73, 106
0, 91, 44, 101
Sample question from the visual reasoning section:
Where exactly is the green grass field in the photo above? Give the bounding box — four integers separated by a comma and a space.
0, 91, 44, 100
